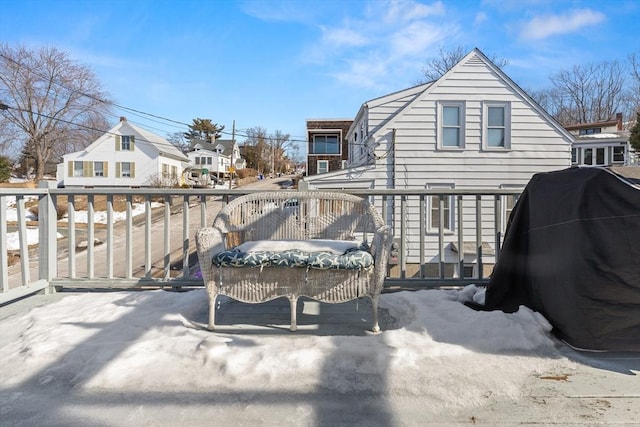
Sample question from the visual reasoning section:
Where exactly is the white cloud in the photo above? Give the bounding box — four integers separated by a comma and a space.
474, 11, 488, 26
390, 21, 449, 58
321, 26, 368, 48
384, 0, 445, 23
304, 0, 453, 90
520, 9, 606, 40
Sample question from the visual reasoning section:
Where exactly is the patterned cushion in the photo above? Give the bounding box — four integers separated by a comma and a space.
213, 245, 373, 270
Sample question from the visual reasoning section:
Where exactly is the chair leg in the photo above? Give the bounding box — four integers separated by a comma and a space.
289, 296, 298, 332
208, 293, 218, 331
371, 295, 380, 333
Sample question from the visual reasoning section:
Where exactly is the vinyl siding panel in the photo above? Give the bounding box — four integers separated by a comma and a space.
304, 50, 571, 265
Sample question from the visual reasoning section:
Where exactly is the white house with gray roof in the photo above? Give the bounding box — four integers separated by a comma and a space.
57, 117, 189, 187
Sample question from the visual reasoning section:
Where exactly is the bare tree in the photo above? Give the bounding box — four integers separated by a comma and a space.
242, 126, 270, 174
421, 46, 509, 82
167, 131, 190, 154
0, 44, 112, 180
547, 60, 626, 125
270, 129, 293, 174
627, 51, 640, 118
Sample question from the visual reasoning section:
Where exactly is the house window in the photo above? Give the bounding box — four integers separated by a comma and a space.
73, 161, 84, 177
171, 165, 178, 179
207, 157, 212, 165
438, 102, 465, 149
195, 157, 200, 165
484, 102, 510, 149
426, 184, 454, 233
121, 135, 133, 151
612, 146, 625, 163
121, 162, 132, 178
571, 147, 579, 164
579, 128, 602, 135
583, 147, 606, 166
317, 160, 329, 174
94, 161, 105, 177
311, 134, 340, 154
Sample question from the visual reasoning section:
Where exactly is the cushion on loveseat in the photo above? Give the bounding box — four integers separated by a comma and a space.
212, 240, 373, 270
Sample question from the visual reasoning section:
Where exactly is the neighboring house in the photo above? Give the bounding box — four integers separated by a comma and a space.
58, 117, 189, 187
565, 113, 635, 166
306, 119, 353, 176
301, 48, 574, 278
186, 138, 244, 180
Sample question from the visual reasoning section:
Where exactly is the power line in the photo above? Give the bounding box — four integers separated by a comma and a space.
1, 51, 315, 145
3, 104, 188, 154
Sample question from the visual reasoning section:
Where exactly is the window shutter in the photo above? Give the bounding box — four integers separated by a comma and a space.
131, 162, 136, 178
68, 161, 73, 177
83, 161, 93, 177
116, 162, 121, 178
130, 135, 135, 151
115, 135, 121, 151
103, 161, 109, 178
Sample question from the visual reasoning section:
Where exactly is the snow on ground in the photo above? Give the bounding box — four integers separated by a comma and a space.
0, 285, 583, 426
3, 197, 161, 250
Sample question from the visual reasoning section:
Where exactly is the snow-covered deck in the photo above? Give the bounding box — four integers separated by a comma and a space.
1, 288, 638, 426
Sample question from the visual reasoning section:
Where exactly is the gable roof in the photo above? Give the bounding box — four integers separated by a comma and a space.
372, 48, 574, 143
81, 118, 189, 161
190, 139, 236, 156
350, 82, 431, 136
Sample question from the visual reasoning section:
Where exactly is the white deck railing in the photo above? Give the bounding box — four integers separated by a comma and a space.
1, 183, 522, 304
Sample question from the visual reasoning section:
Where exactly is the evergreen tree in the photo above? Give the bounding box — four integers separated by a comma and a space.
184, 118, 224, 146
0, 155, 11, 182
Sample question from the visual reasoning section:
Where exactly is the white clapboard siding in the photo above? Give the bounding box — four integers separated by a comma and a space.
304, 48, 573, 265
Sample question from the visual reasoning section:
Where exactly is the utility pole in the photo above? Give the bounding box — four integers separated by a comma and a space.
229, 120, 235, 189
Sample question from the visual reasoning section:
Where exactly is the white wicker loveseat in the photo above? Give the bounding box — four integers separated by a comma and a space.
195, 191, 392, 332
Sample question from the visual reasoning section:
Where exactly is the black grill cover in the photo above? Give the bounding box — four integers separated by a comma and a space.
484, 167, 640, 351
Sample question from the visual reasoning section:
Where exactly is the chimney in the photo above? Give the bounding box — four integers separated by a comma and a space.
616, 112, 622, 131
120, 116, 127, 122
211, 134, 216, 144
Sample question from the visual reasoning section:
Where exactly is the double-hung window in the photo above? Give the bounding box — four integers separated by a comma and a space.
426, 184, 455, 233
94, 161, 105, 177
438, 102, 465, 149
121, 135, 132, 150
612, 146, 625, 163
317, 160, 329, 174
73, 161, 84, 177
121, 162, 132, 178
483, 102, 511, 149
500, 185, 522, 233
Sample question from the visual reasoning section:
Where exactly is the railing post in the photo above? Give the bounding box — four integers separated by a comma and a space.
0, 194, 8, 291
38, 181, 57, 290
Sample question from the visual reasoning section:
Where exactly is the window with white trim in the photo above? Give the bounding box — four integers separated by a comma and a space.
483, 102, 510, 149
583, 147, 606, 166
121, 135, 133, 150
311, 134, 340, 154
73, 161, 83, 177
438, 102, 465, 149
426, 184, 455, 233
317, 160, 329, 174
571, 147, 579, 164
500, 185, 522, 233
612, 146, 625, 163
121, 162, 132, 178
94, 161, 105, 177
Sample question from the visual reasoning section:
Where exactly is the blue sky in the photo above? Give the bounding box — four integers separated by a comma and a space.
1, 0, 639, 157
